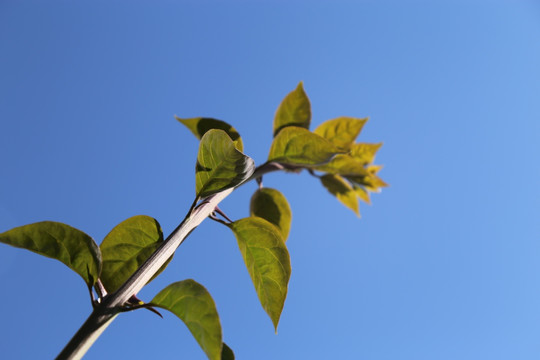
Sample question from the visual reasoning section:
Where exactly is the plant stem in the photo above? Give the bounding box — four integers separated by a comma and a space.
56, 188, 233, 359
56, 309, 118, 360
56, 161, 284, 359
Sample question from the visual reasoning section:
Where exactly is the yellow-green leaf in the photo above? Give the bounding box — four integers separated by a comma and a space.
196, 129, 255, 198
273, 82, 311, 137
367, 164, 384, 174
0, 221, 101, 287
346, 172, 388, 192
268, 126, 342, 166
353, 185, 371, 204
176, 116, 244, 152
314, 154, 369, 177
320, 174, 359, 216
151, 280, 223, 360
228, 217, 291, 331
350, 142, 382, 165
313, 117, 368, 150
250, 188, 292, 241
100, 215, 169, 293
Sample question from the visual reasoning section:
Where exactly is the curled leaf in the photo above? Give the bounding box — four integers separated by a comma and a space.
196, 129, 255, 198
151, 280, 223, 360
0, 221, 101, 287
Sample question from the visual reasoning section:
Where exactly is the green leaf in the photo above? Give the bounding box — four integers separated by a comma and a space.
176, 116, 244, 152
196, 129, 255, 198
273, 82, 311, 137
350, 142, 382, 165
151, 279, 222, 360
0, 221, 101, 287
250, 188, 292, 241
100, 215, 169, 293
313, 117, 368, 150
314, 154, 370, 177
221, 343, 235, 360
228, 217, 291, 331
268, 126, 342, 166
320, 174, 359, 216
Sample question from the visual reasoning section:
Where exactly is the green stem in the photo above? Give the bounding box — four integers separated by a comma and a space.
56, 309, 118, 360
56, 188, 233, 359
56, 161, 283, 359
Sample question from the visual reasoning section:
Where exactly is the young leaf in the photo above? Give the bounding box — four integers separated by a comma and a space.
151, 280, 223, 360
273, 82, 311, 137
313, 117, 368, 150
228, 217, 291, 331
250, 188, 292, 241
320, 174, 359, 216
350, 142, 382, 165
367, 164, 384, 174
353, 185, 371, 204
196, 129, 255, 198
314, 154, 370, 177
100, 215, 169, 293
176, 116, 244, 152
0, 221, 101, 287
268, 126, 342, 166
347, 172, 388, 192
221, 343, 235, 360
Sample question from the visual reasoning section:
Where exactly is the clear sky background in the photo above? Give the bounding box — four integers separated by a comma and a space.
1, 1, 540, 359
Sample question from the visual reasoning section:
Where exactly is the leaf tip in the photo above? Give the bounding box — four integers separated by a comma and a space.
174, 115, 186, 124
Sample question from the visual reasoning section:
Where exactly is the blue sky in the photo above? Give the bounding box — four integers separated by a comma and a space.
1, 1, 540, 359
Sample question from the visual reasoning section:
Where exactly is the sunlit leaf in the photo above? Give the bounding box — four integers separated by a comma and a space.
228, 217, 291, 331
268, 126, 342, 166
353, 185, 371, 204
346, 172, 388, 193
151, 280, 222, 360
196, 129, 255, 198
364, 173, 388, 191
100, 215, 169, 293
250, 188, 292, 241
221, 343, 235, 360
367, 164, 384, 174
176, 116, 244, 152
350, 142, 382, 165
0, 221, 101, 287
314, 154, 369, 177
273, 82, 311, 136
313, 117, 368, 150
320, 174, 359, 216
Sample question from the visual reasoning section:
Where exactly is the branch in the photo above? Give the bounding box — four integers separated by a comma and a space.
56, 161, 286, 359
56, 188, 233, 359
